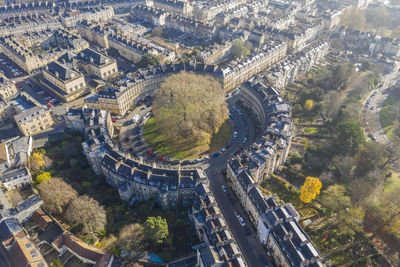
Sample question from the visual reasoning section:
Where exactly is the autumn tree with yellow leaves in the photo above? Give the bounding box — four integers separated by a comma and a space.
299, 176, 322, 203
304, 99, 315, 111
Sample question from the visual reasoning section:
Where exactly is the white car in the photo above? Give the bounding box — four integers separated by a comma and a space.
222, 185, 227, 193
243, 137, 247, 144
239, 216, 245, 227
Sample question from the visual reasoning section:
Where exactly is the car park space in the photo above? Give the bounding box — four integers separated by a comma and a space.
0, 53, 26, 78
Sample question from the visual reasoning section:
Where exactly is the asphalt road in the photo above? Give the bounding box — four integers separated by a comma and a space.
203, 106, 273, 267
363, 70, 400, 146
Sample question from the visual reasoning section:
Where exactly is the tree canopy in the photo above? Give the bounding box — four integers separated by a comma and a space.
137, 53, 160, 68
356, 142, 387, 175
299, 176, 322, 203
65, 195, 106, 235
118, 223, 145, 251
144, 216, 169, 244
35, 172, 51, 184
336, 121, 365, 155
146, 72, 228, 156
320, 185, 351, 216
38, 178, 78, 214
231, 39, 249, 59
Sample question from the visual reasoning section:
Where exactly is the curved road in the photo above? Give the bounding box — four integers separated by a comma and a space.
118, 96, 272, 267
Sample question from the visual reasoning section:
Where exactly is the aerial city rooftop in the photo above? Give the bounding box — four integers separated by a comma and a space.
0, 0, 398, 266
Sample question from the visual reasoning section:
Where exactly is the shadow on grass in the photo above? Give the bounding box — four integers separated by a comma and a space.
143, 117, 231, 159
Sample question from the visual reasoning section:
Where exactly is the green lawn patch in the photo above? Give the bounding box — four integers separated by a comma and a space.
304, 127, 319, 135
383, 172, 400, 194
144, 117, 231, 159
380, 92, 400, 139
209, 120, 232, 154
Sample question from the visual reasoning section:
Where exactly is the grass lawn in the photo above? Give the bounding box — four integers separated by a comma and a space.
303, 127, 319, 135
144, 117, 231, 159
380, 91, 400, 139
383, 172, 400, 194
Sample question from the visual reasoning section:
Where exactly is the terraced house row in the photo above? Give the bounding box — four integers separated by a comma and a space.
84, 39, 288, 116
227, 78, 323, 267
77, 20, 176, 63
80, 108, 246, 266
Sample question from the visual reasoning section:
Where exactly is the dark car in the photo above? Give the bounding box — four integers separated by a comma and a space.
227, 194, 235, 206
212, 152, 220, 158
244, 227, 251, 236
259, 256, 267, 266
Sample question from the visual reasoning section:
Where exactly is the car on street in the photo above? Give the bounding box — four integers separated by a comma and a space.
238, 216, 245, 226
235, 211, 241, 218
259, 255, 268, 267
244, 227, 251, 236
212, 152, 220, 158
221, 185, 227, 193
370, 106, 375, 110
227, 194, 235, 205
243, 137, 247, 144
369, 134, 378, 142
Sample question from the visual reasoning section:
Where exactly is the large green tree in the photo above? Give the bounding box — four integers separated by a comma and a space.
336, 121, 365, 155
144, 216, 169, 244
356, 142, 387, 174
230, 39, 249, 59
137, 53, 160, 68
148, 72, 228, 153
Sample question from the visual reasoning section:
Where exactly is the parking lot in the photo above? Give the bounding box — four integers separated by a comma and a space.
0, 53, 26, 79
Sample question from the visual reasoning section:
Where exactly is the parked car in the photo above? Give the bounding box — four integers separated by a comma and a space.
221, 185, 227, 193
212, 152, 220, 158
239, 216, 245, 227
244, 227, 251, 236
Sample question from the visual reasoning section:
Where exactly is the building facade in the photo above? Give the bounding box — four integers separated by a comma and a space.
14, 106, 54, 136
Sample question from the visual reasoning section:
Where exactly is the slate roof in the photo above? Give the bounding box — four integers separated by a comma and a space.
46, 61, 80, 81
0, 167, 29, 183
77, 48, 111, 66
